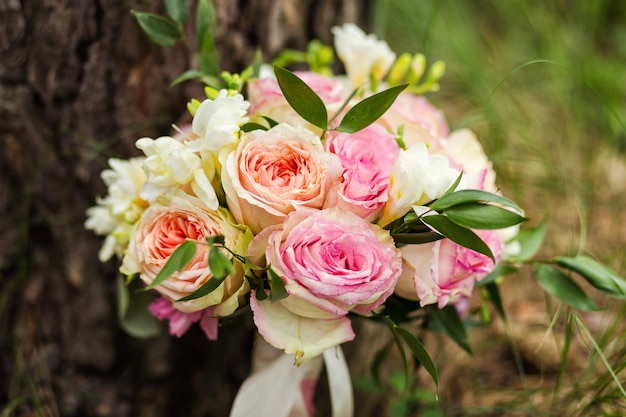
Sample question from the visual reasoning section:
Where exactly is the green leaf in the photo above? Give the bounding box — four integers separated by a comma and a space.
443, 204, 527, 230
208, 245, 235, 279
370, 343, 392, 384
389, 399, 410, 417
378, 295, 422, 325
336, 84, 408, 133
164, 0, 189, 26
118, 276, 160, 338
535, 264, 602, 312
430, 189, 521, 213
437, 171, 464, 200
255, 288, 269, 301
206, 235, 226, 245
510, 218, 547, 261
420, 215, 494, 261
241, 122, 269, 132
396, 327, 439, 387
176, 246, 234, 302
476, 264, 518, 286
381, 316, 410, 392
429, 305, 472, 354
268, 267, 289, 303
262, 116, 279, 128
147, 240, 197, 289
484, 282, 507, 319
554, 255, 626, 299
196, 0, 219, 77
391, 231, 445, 245
171, 69, 206, 86
177, 277, 227, 302
132, 12, 182, 47
274, 65, 328, 130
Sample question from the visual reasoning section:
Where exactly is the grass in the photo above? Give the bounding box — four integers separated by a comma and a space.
369, 0, 626, 415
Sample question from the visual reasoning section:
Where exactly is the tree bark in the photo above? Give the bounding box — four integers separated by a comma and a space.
0, 1, 372, 416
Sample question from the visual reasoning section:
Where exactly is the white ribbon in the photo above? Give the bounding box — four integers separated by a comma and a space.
323, 346, 354, 417
229, 340, 354, 417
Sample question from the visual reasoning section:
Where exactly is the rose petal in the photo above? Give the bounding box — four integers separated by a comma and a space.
250, 292, 355, 364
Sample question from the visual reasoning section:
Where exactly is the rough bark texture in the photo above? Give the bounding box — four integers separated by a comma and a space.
0, 1, 371, 416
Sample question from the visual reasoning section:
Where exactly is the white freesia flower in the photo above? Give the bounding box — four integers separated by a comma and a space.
84, 157, 147, 261
136, 136, 218, 210
191, 90, 250, 154
332, 23, 396, 88
378, 142, 459, 226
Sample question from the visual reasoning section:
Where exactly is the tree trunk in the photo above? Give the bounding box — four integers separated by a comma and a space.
0, 1, 372, 416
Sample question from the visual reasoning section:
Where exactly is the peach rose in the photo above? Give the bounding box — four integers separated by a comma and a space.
120, 193, 249, 314
221, 123, 342, 234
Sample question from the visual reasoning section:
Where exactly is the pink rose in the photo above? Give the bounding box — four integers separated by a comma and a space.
377, 92, 448, 152
120, 194, 249, 314
247, 71, 345, 125
221, 123, 342, 234
395, 230, 503, 309
149, 297, 218, 340
248, 207, 402, 362
324, 124, 400, 221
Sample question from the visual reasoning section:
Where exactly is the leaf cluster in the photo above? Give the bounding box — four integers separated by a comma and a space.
388, 177, 526, 261
273, 65, 407, 137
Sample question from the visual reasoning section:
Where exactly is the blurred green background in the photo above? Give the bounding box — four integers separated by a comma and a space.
362, 1, 626, 416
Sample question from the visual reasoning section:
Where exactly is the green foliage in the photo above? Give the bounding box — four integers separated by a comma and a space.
164, 0, 189, 26
132, 11, 182, 47
510, 218, 547, 262
133, 0, 220, 85
396, 327, 439, 386
336, 84, 408, 133
535, 264, 602, 311
430, 189, 521, 212
442, 204, 526, 230
118, 276, 160, 338
177, 242, 234, 302
428, 305, 472, 354
420, 215, 495, 261
555, 255, 626, 299
380, 315, 439, 388
268, 268, 288, 303
273, 65, 329, 130
147, 240, 197, 289
196, 0, 219, 77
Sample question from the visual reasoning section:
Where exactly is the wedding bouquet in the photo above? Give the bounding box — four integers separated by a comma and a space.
85, 2, 626, 415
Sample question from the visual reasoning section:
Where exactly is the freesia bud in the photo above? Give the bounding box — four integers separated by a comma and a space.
406, 53, 426, 85
388, 52, 412, 86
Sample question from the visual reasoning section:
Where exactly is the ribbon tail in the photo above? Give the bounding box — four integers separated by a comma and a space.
229, 339, 323, 417
324, 346, 354, 417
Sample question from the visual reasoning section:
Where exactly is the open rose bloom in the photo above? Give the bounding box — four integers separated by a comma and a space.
86, 22, 526, 379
